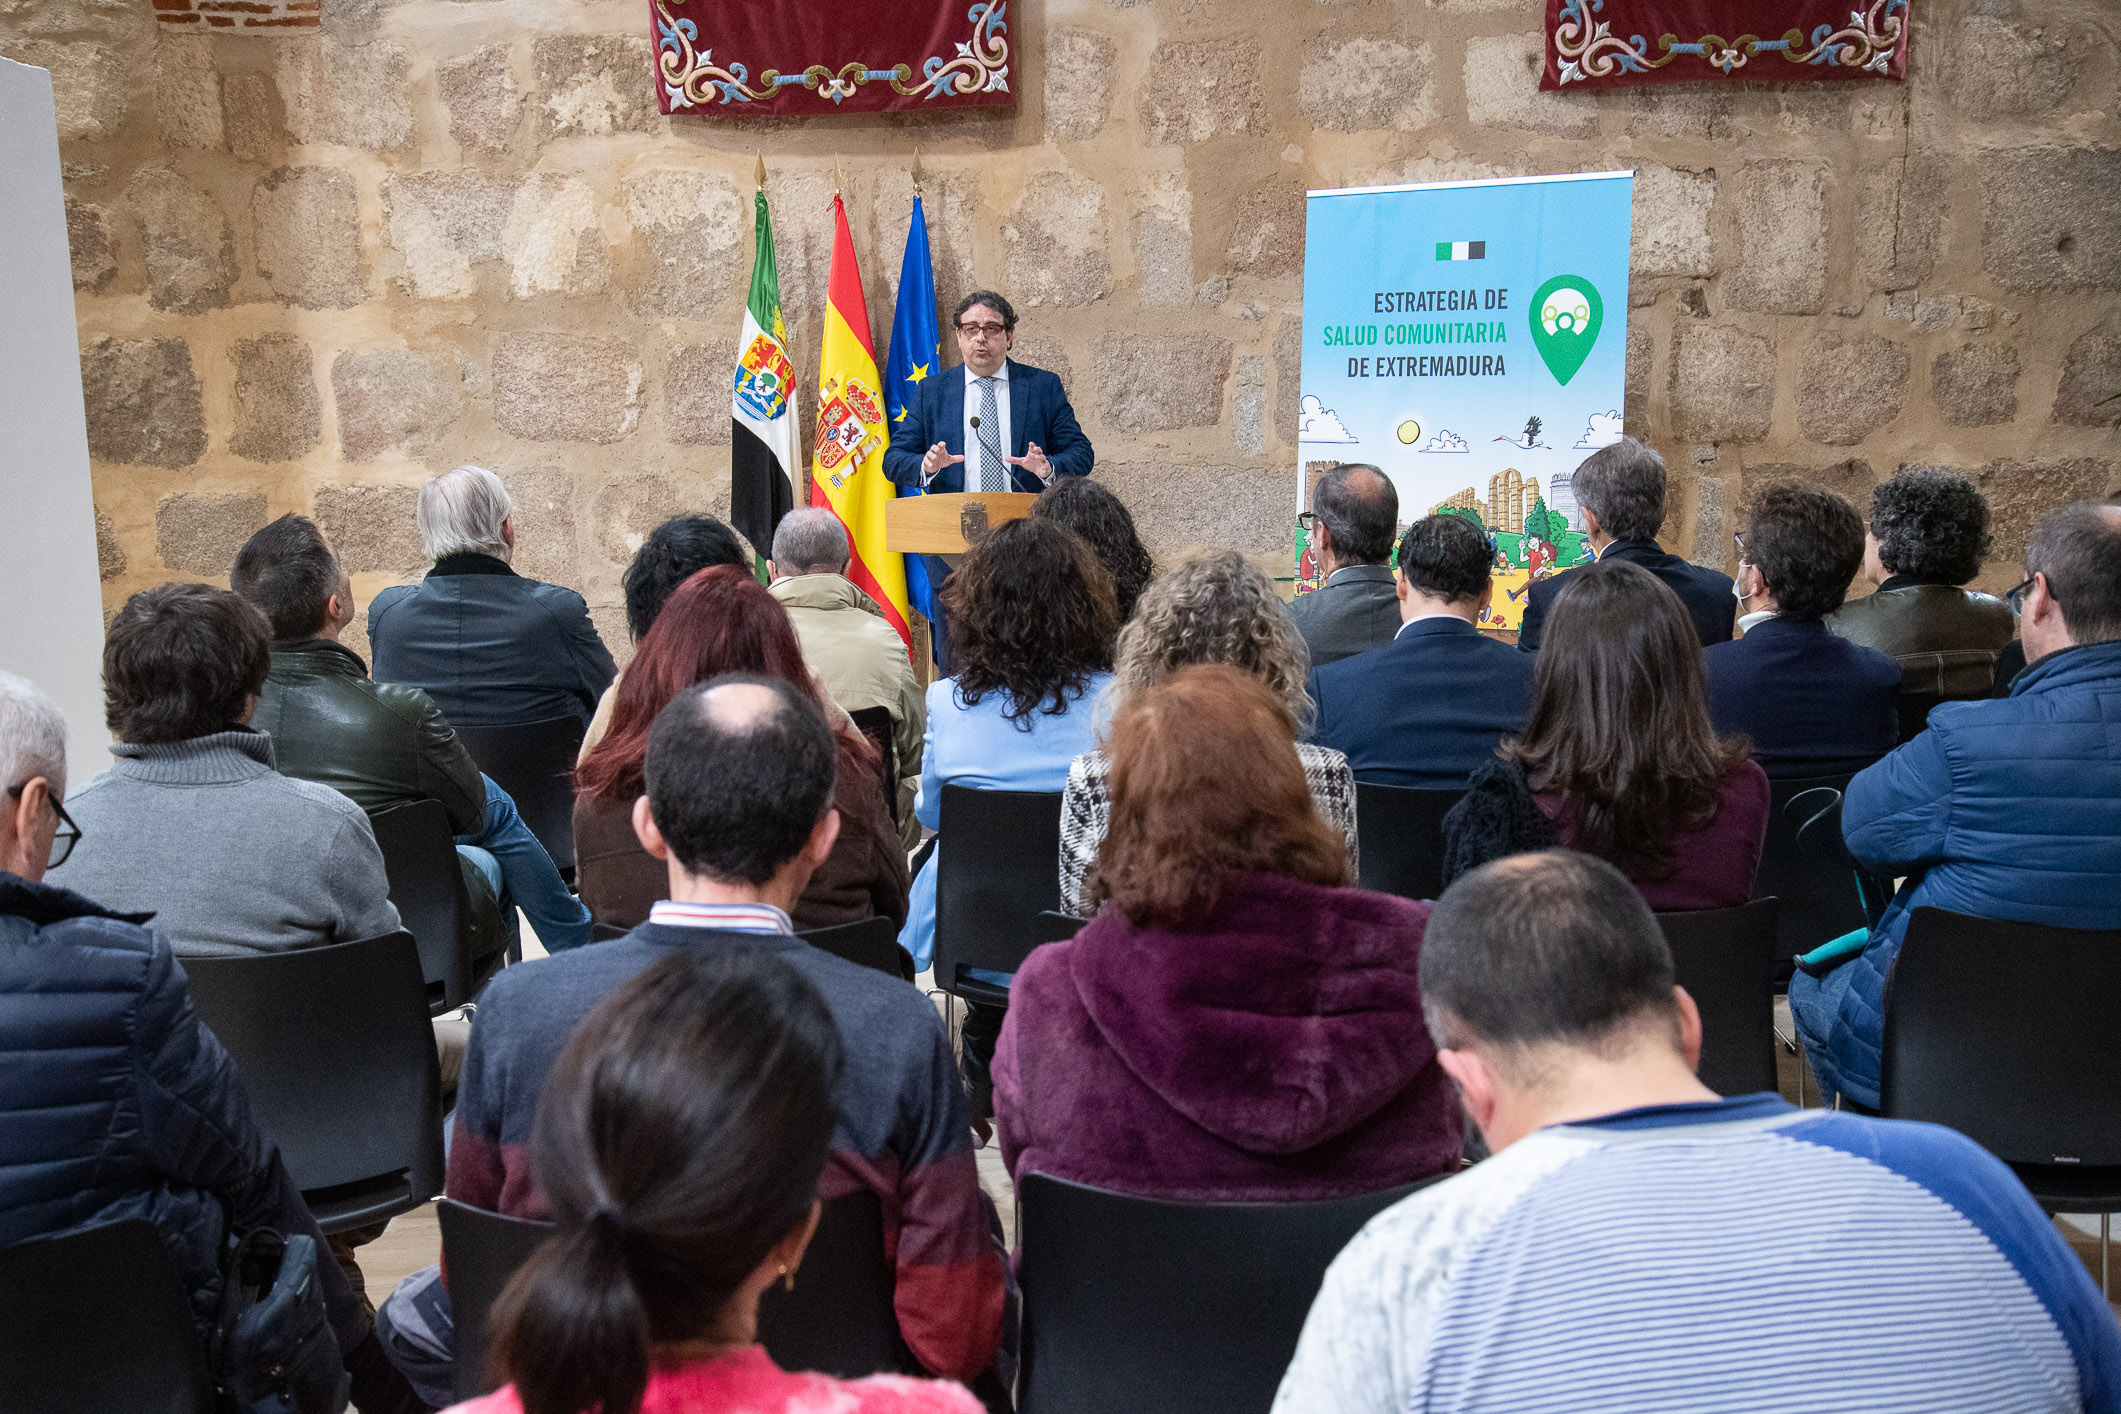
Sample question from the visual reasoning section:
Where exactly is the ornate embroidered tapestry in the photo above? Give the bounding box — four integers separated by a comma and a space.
653, 0, 1013, 115
1540, 0, 1908, 90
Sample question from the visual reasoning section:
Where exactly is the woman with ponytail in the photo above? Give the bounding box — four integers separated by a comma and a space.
447, 946, 979, 1414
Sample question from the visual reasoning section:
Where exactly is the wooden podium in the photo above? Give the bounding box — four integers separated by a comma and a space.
883, 491, 1040, 558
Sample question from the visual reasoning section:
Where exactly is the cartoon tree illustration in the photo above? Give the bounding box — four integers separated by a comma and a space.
1438, 503, 1486, 532
1524, 495, 1569, 545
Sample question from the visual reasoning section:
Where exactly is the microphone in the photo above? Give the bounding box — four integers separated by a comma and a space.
969, 415, 981, 431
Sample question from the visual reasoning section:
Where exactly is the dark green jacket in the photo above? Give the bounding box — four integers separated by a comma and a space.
251, 638, 487, 834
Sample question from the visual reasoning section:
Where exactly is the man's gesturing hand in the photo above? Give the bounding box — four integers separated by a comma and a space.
1007, 442, 1054, 483
922, 442, 966, 480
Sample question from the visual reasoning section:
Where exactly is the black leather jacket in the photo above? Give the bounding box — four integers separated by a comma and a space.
251, 639, 487, 833
1826, 578, 2017, 699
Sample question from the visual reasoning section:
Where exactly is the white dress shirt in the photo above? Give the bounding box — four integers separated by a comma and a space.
962, 360, 1012, 489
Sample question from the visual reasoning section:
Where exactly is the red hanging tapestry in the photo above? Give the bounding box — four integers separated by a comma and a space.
653, 0, 1014, 116
1540, 0, 1908, 90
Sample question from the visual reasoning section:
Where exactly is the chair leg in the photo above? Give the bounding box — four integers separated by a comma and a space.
2103, 1212, 2109, 1300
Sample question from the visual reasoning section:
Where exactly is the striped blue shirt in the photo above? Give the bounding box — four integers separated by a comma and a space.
1276, 1094, 2121, 1414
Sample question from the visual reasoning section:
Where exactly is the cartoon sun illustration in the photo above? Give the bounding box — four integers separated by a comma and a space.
1395, 419, 1422, 445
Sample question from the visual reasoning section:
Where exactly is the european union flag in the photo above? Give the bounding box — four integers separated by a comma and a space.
885, 195, 945, 669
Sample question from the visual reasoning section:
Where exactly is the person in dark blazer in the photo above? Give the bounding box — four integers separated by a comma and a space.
883, 290, 1093, 495
1289, 462, 1404, 668
1519, 436, 1734, 651
1704, 485, 1901, 779
368, 465, 616, 730
1309, 514, 1535, 788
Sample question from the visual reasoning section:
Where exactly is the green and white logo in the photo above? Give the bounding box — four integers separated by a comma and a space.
1528, 274, 1603, 386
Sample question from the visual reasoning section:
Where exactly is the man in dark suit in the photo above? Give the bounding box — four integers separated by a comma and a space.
1309, 514, 1536, 789
1705, 484, 1901, 779
1519, 436, 1734, 651
1289, 463, 1403, 668
883, 290, 1093, 495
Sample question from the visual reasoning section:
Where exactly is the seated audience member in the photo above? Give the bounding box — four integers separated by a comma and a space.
1792, 501, 2121, 1112
1309, 514, 1535, 789
0, 671, 421, 1414
370, 464, 616, 731
574, 567, 906, 935
234, 514, 591, 956
1000, 666, 1459, 1202
1704, 486, 1901, 778
385, 679, 1001, 1402
1059, 551, 1357, 917
1442, 560, 1769, 911
52, 582, 402, 954
451, 947, 981, 1414
582, 514, 752, 758
1274, 850, 2121, 1414
1828, 467, 2015, 719
1520, 437, 1735, 651
769, 508, 926, 850
1028, 476, 1156, 625
1289, 463, 1402, 668
903, 517, 1117, 1125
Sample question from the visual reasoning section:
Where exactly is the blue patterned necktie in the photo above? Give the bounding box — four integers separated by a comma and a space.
975, 377, 1006, 492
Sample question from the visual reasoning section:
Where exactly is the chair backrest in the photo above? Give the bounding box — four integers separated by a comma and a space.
1018, 1172, 1438, 1414
1034, 910, 1088, 945
1751, 775, 1870, 962
847, 706, 897, 825
452, 716, 586, 874
436, 1199, 555, 1402
370, 798, 472, 1011
1353, 783, 1464, 902
934, 786, 1065, 986
184, 931, 443, 1217
756, 1189, 911, 1379
800, 916, 914, 981
441, 1189, 909, 1400
1655, 898, 1781, 1097
1882, 907, 2121, 1167
0, 1219, 214, 1414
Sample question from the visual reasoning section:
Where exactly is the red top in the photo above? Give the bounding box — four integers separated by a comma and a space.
1538, 758, 1772, 912
445, 1346, 982, 1414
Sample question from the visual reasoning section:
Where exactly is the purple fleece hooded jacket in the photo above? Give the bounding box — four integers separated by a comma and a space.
992, 872, 1462, 1204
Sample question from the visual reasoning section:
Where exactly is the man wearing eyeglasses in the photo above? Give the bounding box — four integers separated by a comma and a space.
883, 290, 1094, 497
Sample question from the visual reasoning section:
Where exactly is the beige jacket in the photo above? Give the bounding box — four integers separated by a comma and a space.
769, 572, 926, 848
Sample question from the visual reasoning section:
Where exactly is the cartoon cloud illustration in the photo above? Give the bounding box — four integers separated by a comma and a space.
1573, 410, 1624, 449
1298, 395, 1358, 444
1420, 430, 1469, 453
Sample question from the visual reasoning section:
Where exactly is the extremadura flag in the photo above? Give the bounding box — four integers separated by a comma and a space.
731, 187, 798, 572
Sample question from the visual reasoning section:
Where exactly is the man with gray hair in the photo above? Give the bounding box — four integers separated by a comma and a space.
1274, 849, 2121, 1414
1517, 435, 1734, 651
768, 507, 924, 847
369, 465, 616, 730
1290, 463, 1404, 668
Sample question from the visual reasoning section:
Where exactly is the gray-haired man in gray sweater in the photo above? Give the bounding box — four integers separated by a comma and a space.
51, 582, 401, 956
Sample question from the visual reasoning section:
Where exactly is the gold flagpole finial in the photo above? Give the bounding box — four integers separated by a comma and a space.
754, 151, 766, 192
912, 146, 925, 197
833, 154, 844, 196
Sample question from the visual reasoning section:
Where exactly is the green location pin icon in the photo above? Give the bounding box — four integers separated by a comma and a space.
1529, 274, 1604, 386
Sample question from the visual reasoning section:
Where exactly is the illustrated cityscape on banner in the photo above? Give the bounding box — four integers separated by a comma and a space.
1296, 171, 1634, 634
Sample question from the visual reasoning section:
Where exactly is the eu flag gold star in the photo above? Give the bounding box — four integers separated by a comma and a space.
893, 406, 908, 423
907, 362, 930, 383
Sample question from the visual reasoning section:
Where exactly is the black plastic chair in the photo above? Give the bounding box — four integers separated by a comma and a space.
370, 798, 478, 1013
453, 716, 586, 876
1656, 899, 1781, 1098
933, 787, 1065, 1005
802, 916, 916, 982
185, 931, 444, 1234
1353, 783, 1463, 902
1018, 1172, 1441, 1414
1881, 906, 2121, 1292
848, 706, 898, 826
1034, 911, 1088, 945
1751, 774, 1872, 971
441, 1190, 911, 1401
0, 1219, 215, 1414
437, 1198, 554, 1402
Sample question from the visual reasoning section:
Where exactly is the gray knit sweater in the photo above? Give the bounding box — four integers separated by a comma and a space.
51, 730, 402, 957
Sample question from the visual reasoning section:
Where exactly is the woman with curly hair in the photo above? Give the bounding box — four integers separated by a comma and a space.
994, 665, 1459, 1203
573, 566, 908, 937
1057, 551, 1357, 915
1028, 476, 1155, 625
906, 516, 1117, 1124
1828, 468, 2015, 714
1441, 558, 1769, 911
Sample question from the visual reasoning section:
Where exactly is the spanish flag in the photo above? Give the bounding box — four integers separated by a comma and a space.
810, 192, 912, 650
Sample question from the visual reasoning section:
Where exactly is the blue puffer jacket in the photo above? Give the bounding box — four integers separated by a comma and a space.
0, 872, 366, 1355
1811, 639, 2121, 1107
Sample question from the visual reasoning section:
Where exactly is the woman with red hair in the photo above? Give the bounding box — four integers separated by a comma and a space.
573, 566, 908, 937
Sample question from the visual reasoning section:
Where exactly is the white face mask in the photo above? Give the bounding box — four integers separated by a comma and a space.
1733, 564, 1752, 603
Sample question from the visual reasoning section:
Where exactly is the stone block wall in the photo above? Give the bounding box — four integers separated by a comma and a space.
8, 0, 2119, 661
